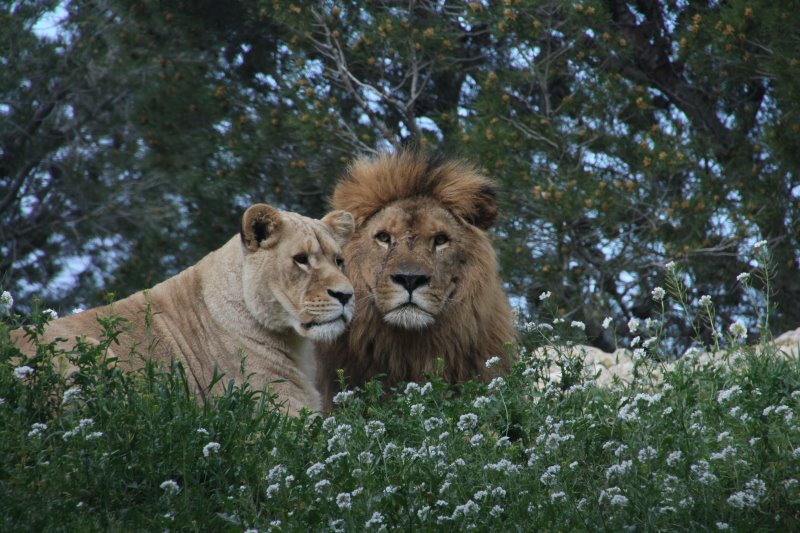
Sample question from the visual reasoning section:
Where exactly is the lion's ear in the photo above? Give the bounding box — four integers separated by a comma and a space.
321, 210, 355, 246
468, 184, 498, 230
241, 204, 283, 252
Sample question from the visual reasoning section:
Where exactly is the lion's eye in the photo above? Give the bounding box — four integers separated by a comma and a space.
375, 231, 391, 244
293, 254, 309, 265
433, 234, 449, 247
335, 257, 345, 269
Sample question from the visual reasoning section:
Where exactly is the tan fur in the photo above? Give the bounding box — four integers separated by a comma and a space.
316, 149, 517, 408
12, 205, 355, 416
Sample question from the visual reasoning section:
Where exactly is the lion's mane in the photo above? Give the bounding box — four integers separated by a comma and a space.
317, 149, 517, 406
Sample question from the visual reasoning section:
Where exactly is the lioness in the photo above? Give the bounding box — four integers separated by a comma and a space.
316, 149, 517, 408
12, 204, 355, 415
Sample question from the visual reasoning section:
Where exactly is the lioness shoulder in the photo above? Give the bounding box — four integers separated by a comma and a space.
316, 149, 517, 408
12, 204, 355, 416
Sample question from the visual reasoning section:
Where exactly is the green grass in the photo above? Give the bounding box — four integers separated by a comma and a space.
2, 248, 799, 531
2, 313, 799, 531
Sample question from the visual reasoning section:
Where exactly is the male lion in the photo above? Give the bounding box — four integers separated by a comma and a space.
316, 149, 517, 408
12, 204, 355, 415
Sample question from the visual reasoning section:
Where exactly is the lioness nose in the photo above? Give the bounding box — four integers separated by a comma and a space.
328, 289, 353, 305
391, 274, 430, 293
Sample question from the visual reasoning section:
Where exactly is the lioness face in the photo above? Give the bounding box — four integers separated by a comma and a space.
352, 198, 470, 330
241, 205, 355, 342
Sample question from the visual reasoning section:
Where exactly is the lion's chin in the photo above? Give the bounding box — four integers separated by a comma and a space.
383, 305, 435, 330
301, 316, 348, 343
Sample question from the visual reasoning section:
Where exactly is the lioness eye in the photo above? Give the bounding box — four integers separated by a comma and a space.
434, 234, 449, 246
293, 254, 309, 265
336, 257, 345, 268
375, 231, 391, 243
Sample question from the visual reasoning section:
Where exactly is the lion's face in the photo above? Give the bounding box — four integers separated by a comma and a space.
240, 205, 355, 342
349, 197, 472, 330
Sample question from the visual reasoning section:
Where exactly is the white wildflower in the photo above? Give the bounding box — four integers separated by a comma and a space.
488, 376, 506, 390
409, 403, 425, 416
602, 316, 613, 329
727, 490, 758, 509
0, 290, 12, 313
540, 464, 561, 486
550, 491, 566, 502
43, 308, 58, 321
472, 396, 491, 409
160, 479, 180, 494
314, 479, 331, 492
716, 522, 730, 530
417, 505, 431, 521
322, 416, 337, 431
306, 462, 325, 477
492, 486, 507, 498
28, 422, 48, 438
496, 436, 511, 447
736, 272, 750, 283
710, 445, 737, 461
365, 511, 385, 528
631, 336, 641, 347
728, 320, 747, 340
485, 356, 501, 368
365, 420, 385, 437
404, 382, 421, 395
62, 386, 82, 404
357, 451, 373, 464
332, 390, 355, 405
606, 460, 633, 479
599, 487, 628, 507
202, 441, 221, 457
690, 460, 718, 484
651, 287, 665, 301
627, 317, 640, 333
753, 239, 767, 251
699, 294, 712, 307
665, 261, 676, 271
666, 450, 683, 467
266, 464, 287, 482
196, 427, 209, 436
539, 291, 551, 301
265, 483, 280, 498
484, 459, 520, 473
642, 337, 657, 348
469, 434, 484, 446
489, 504, 505, 516
450, 500, 479, 519
14, 365, 34, 380
571, 320, 586, 330
457, 413, 479, 432
637, 446, 657, 462
335, 492, 352, 509
717, 385, 742, 404
423, 417, 444, 432
85, 431, 103, 440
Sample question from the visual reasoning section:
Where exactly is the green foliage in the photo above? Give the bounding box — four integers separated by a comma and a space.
2, 1, 799, 353
2, 290, 800, 531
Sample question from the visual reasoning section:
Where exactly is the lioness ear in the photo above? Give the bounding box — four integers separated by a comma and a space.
321, 210, 355, 246
241, 204, 283, 252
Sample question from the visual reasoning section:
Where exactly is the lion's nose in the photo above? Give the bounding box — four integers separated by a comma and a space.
328, 289, 353, 305
391, 273, 431, 294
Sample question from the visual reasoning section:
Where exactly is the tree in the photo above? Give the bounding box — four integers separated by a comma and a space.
3, 1, 798, 355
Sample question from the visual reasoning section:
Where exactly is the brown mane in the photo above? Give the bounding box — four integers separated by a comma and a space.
332, 149, 499, 230
317, 149, 517, 407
